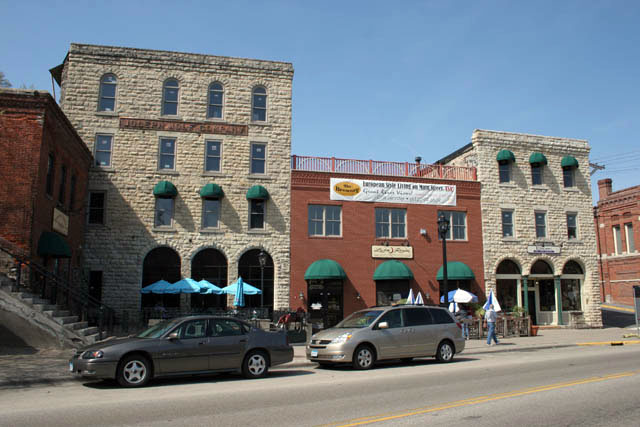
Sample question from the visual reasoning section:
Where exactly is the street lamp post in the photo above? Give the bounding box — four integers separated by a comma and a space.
437, 213, 450, 309
258, 250, 267, 313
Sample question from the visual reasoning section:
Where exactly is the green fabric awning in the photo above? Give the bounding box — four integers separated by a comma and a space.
561, 156, 579, 168
436, 262, 475, 280
304, 259, 346, 280
373, 260, 414, 280
199, 183, 224, 199
153, 181, 178, 197
529, 152, 548, 165
37, 231, 71, 258
246, 185, 269, 200
496, 149, 516, 162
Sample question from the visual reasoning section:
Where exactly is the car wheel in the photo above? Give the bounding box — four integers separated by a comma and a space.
243, 351, 269, 379
352, 345, 375, 370
436, 341, 454, 363
117, 354, 151, 388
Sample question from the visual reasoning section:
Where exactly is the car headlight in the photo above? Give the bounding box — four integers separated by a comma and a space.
83, 350, 104, 359
330, 333, 353, 344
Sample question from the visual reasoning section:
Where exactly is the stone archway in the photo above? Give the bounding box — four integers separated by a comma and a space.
495, 259, 521, 312
238, 249, 274, 311
141, 246, 181, 309
191, 248, 228, 311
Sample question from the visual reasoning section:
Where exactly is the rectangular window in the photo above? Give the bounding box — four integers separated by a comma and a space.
46, 154, 54, 196
155, 198, 174, 227
563, 168, 575, 188
376, 208, 406, 238
561, 279, 582, 311
531, 164, 543, 185
69, 175, 76, 210
308, 205, 342, 237
613, 225, 622, 254
535, 211, 547, 239
502, 210, 514, 238
250, 199, 265, 229
88, 192, 105, 224
202, 199, 220, 229
499, 162, 511, 183
625, 223, 636, 252
205, 140, 221, 172
95, 134, 113, 167
88, 270, 103, 302
159, 138, 176, 170
567, 213, 578, 240
438, 211, 467, 240
250, 142, 266, 174
58, 165, 67, 205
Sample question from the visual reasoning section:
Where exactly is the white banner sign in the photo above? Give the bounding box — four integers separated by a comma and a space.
371, 245, 414, 259
330, 178, 456, 206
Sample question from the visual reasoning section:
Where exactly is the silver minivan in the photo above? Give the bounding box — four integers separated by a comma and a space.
306, 305, 465, 369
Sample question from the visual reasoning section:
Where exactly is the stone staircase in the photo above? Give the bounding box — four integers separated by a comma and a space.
0, 275, 104, 347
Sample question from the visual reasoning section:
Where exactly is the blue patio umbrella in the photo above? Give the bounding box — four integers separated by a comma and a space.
234, 277, 246, 307
198, 279, 223, 295
220, 277, 262, 295
141, 280, 171, 294
440, 288, 478, 304
166, 278, 203, 294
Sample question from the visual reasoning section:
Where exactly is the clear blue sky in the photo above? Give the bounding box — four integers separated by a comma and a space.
2, 0, 639, 202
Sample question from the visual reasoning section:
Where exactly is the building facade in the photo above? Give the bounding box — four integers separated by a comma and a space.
441, 130, 602, 327
0, 88, 91, 283
594, 178, 640, 306
51, 44, 293, 321
290, 155, 483, 329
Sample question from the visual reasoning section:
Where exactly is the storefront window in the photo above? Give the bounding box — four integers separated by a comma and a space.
561, 279, 581, 311
538, 280, 556, 311
376, 280, 409, 306
497, 279, 517, 312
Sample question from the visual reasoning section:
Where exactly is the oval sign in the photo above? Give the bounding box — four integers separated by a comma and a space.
334, 181, 361, 197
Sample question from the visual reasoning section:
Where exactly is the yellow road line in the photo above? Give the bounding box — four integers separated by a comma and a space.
322, 371, 638, 427
577, 340, 640, 346
601, 304, 635, 313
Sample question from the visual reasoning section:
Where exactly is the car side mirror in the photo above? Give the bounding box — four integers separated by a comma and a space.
167, 332, 179, 340
378, 321, 389, 330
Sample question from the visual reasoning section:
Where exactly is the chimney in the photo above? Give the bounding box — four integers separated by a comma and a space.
415, 156, 422, 165
598, 178, 612, 200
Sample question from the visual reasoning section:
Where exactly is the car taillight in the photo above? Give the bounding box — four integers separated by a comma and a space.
456, 322, 462, 329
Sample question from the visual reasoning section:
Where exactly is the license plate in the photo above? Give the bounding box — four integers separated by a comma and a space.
311, 350, 318, 358
69, 362, 73, 372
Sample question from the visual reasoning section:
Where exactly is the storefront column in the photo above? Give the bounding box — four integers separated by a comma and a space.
554, 275, 563, 325
522, 276, 529, 312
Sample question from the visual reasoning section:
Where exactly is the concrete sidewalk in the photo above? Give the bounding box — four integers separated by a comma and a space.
1, 326, 639, 389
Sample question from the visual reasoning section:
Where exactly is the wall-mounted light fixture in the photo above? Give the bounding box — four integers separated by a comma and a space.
299, 291, 304, 300
383, 240, 389, 246
356, 292, 361, 300
420, 228, 427, 236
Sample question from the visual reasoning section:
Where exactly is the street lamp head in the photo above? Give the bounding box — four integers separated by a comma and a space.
437, 213, 450, 237
257, 249, 267, 268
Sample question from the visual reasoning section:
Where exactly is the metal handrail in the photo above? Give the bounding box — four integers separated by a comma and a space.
0, 244, 115, 340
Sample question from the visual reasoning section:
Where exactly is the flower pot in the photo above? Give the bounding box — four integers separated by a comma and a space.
530, 325, 539, 336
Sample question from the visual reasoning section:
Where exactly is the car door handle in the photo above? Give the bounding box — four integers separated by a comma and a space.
198, 341, 207, 345
239, 339, 247, 343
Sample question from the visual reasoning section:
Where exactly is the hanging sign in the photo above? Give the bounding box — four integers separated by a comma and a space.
527, 244, 561, 255
371, 245, 413, 259
330, 178, 456, 206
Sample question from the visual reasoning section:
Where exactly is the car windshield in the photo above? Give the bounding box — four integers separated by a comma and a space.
136, 319, 181, 338
336, 310, 384, 328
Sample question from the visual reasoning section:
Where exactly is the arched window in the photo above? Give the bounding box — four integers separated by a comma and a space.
238, 249, 274, 311
207, 82, 223, 119
496, 259, 521, 275
561, 260, 584, 311
530, 260, 553, 275
191, 248, 228, 310
162, 78, 179, 116
98, 74, 117, 112
141, 247, 181, 309
562, 260, 583, 275
252, 86, 267, 122
496, 260, 521, 312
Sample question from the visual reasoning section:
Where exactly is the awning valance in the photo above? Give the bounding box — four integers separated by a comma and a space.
304, 259, 346, 280
561, 156, 579, 168
246, 185, 269, 200
37, 231, 71, 258
496, 150, 516, 162
153, 181, 178, 197
436, 262, 475, 280
373, 260, 414, 280
200, 183, 224, 199
528, 152, 548, 165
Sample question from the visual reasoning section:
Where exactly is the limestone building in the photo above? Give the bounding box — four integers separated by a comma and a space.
440, 130, 602, 327
50, 44, 293, 321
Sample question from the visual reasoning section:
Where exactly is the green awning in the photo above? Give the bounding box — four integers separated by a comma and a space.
373, 260, 414, 280
436, 262, 475, 280
153, 181, 177, 197
496, 149, 516, 162
199, 183, 224, 199
561, 156, 579, 168
246, 185, 269, 200
528, 152, 548, 165
304, 259, 346, 280
37, 231, 71, 258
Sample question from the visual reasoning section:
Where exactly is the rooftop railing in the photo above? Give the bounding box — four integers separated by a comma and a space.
291, 155, 477, 181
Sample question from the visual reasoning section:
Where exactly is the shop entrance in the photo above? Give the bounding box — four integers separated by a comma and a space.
527, 290, 537, 325
307, 279, 343, 332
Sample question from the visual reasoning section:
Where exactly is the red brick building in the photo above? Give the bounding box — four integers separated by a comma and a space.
290, 156, 483, 329
594, 178, 640, 306
0, 88, 91, 282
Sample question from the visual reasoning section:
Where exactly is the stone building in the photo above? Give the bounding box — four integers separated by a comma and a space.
440, 130, 602, 327
594, 178, 640, 306
290, 155, 482, 330
50, 44, 293, 321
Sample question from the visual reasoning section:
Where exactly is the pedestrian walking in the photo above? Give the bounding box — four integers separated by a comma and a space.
455, 306, 470, 340
484, 304, 499, 345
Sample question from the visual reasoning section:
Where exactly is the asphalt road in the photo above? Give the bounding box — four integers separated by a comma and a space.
1, 345, 639, 426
